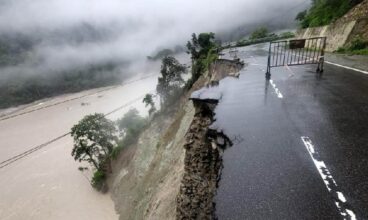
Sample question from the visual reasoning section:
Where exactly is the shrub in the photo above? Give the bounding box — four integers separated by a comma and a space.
112, 108, 148, 159
250, 27, 268, 40
349, 38, 368, 51
280, 32, 295, 39
336, 47, 347, 53
117, 109, 146, 133
335, 38, 368, 55
111, 145, 123, 159
91, 170, 107, 192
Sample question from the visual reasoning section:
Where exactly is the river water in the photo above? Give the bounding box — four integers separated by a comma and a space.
0, 73, 158, 220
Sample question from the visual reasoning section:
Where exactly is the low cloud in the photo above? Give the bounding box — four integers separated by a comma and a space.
0, 0, 309, 78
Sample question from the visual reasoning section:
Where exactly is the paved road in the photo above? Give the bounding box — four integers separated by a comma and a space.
0, 75, 157, 220
211, 44, 368, 219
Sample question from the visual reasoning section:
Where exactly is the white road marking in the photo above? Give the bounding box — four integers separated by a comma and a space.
325, 61, 368, 75
284, 50, 368, 75
251, 56, 284, 99
338, 192, 347, 203
249, 57, 283, 99
284, 65, 295, 77
269, 80, 283, 99
301, 136, 357, 220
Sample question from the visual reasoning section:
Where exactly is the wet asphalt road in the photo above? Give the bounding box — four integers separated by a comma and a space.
210, 44, 368, 219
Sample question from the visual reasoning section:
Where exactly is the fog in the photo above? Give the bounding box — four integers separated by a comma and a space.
0, 0, 309, 78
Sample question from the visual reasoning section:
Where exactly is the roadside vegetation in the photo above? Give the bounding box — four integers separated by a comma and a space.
233, 27, 295, 48
249, 27, 269, 40
186, 32, 219, 88
336, 37, 368, 55
71, 32, 217, 192
295, 0, 364, 28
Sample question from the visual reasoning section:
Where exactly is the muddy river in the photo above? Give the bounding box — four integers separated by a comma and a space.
0, 74, 158, 220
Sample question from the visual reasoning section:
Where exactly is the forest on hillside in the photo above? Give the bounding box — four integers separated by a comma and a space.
296, 0, 364, 28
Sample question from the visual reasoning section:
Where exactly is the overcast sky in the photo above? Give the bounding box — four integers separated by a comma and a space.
0, 0, 310, 77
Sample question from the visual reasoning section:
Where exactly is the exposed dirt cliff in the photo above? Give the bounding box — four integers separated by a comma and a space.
109, 59, 243, 220
176, 99, 233, 219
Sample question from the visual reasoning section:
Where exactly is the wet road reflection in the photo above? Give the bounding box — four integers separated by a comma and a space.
207, 44, 367, 219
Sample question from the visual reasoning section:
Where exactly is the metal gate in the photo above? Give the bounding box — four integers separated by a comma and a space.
265, 37, 327, 79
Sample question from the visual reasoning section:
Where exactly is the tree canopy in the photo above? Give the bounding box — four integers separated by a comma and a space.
142, 93, 156, 115
186, 32, 218, 87
249, 27, 269, 40
156, 56, 186, 105
117, 109, 146, 134
71, 113, 117, 170
186, 32, 216, 61
296, 0, 363, 28
113, 108, 147, 157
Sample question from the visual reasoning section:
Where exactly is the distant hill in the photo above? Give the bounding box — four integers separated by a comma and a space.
0, 62, 124, 109
0, 23, 133, 109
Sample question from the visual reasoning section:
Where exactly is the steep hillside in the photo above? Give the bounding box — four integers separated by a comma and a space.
109, 59, 243, 219
297, 0, 365, 28
296, 0, 368, 52
340, 0, 368, 22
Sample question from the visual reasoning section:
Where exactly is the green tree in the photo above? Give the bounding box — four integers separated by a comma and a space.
142, 93, 156, 115
71, 113, 117, 170
186, 32, 218, 86
156, 56, 186, 105
111, 109, 147, 159
117, 109, 146, 134
296, 0, 363, 28
186, 32, 216, 61
250, 27, 268, 40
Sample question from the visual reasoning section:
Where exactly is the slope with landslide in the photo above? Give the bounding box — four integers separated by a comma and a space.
109, 58, 243, 219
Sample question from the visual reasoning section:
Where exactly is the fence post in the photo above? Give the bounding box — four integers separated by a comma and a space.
265, 42, 272, 80
318, 37, 327, 74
